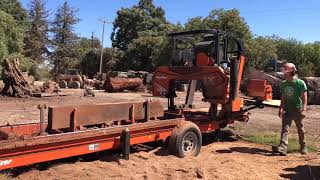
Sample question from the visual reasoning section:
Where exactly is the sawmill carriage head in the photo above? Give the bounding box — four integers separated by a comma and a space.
152, 29, 270, 117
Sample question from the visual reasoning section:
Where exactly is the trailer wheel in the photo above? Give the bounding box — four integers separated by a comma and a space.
169, 121, 202, 158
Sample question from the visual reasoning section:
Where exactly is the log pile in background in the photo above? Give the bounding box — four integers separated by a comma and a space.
38, 81, 59, 93
247, 67, 320, 105
1, 58, 32, 97
104, 77, 143, 92
301, 77, 320, 105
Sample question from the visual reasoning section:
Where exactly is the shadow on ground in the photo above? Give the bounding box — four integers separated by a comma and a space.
280, 165, 320, 180
215, 147, 272, 155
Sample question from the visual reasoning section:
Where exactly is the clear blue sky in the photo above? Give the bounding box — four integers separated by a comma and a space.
21, 0, 320, 47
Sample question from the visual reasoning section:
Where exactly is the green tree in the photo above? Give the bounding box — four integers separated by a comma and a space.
0, 11, 24, 60
185, 9, 252, 44
111, 0, 168, 52
80, 48, 118, 78
0, 0, 28, 26
246, 36, 278, 70
51, 1, 80, 74
111, 0, 179, 71
75, 37, 101, 59
124, 34, 166, 71
0, 0, 33, 79
276, 38, 316, 77
184, 17, 209, 30
24, 0, 50, 64
304, 43, 320, 76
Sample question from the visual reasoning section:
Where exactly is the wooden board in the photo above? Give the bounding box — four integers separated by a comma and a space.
262, 99, 281, 107
48, 101, 164, 130
32, 92, 68, 98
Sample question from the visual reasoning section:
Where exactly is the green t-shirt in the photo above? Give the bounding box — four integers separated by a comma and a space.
280, 78, 307, 111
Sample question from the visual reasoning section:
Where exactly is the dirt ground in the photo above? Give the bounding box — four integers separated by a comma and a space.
1, 89, 320, 179
3, 141, 319, 180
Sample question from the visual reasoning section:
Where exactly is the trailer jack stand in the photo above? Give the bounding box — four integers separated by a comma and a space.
121, 128, 130, 160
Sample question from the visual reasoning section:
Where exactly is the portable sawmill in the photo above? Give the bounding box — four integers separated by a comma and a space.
0, 29, 272, 171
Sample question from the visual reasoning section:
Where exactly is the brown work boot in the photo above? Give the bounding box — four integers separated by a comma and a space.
272, 145, 287, 156
300, 146, 308, 155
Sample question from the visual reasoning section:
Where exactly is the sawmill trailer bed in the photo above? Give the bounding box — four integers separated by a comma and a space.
0, 100, 251, 171
0, 29, 271, 171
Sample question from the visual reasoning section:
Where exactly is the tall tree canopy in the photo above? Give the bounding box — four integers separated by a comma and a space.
276, 38, 318, 77
111, 0, 168, 52
51, 0, 79, 74
0, 0, 28, 26
246, 36, 278, 70
24, 0, 50, 64
0, 11, 24, 60
111, 0, 182, 71
185, 9, 252, 44
80, 48, 119, 78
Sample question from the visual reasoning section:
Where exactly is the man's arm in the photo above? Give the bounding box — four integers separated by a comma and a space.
301, 91, 307, 116
300, 80, 308, 117
279, 95, 285, 118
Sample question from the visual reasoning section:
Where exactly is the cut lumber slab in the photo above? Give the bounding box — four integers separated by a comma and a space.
32, 92, 68, 98
48, 101, 164, 130
262, 99, 281, 107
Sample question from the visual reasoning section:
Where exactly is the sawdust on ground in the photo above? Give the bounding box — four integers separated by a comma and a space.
7, 141, 320, 180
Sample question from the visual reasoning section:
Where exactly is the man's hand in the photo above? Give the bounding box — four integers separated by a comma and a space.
278, 108, 283, 118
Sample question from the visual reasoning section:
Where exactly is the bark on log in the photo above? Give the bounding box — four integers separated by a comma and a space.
301, 77, 320, 91
104, 77, 143, 92
1, 58, 32, 97
308, 90, 320, 105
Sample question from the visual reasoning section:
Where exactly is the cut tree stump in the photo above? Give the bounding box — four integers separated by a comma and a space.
1, 58, 32, 97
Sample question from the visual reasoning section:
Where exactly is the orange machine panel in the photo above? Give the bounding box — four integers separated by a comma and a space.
152, 66, 229, 100
247, 79, 272, 100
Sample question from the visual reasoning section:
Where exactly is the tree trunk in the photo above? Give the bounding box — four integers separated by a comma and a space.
1, 58, 32, 97
104, 77, 143, 92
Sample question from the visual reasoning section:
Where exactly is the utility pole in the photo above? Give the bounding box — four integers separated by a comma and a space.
91, 32, 94, 50
98, 18, 110, 74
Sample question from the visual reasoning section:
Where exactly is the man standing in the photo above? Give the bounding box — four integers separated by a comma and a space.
273, 63, 308, 156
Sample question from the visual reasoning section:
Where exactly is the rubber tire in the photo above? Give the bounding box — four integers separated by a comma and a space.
59, 80, 67, 88
169, 121, 202, 158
